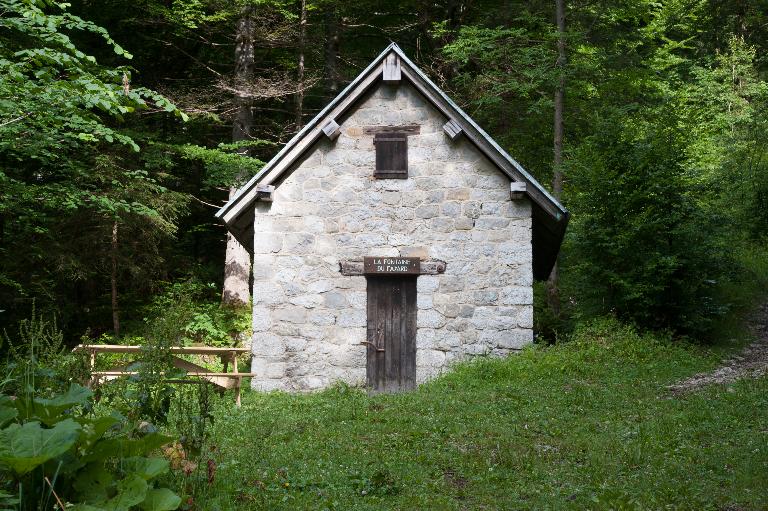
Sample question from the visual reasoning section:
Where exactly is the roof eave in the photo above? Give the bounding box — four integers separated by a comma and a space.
217, 43, 569, 280
216, 42, 401, 222
391, 45, 567, 220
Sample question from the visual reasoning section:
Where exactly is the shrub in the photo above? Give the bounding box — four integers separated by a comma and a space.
141, 279, 251, 348
0, 307, 187, 510
564, 111, 732, 335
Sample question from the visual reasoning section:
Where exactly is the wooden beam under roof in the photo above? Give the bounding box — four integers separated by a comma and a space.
216, 43, 570, 279
443, 119, 462, 140
383, 54, 401, 83
322, 119, 341, 140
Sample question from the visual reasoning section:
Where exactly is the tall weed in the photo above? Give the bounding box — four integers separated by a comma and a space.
2, 304, 90, 398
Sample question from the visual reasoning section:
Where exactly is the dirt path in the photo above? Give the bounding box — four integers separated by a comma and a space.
668, 302, 768, 394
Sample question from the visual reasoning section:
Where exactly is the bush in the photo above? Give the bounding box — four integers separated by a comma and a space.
2, 305, 90, 398
141, 279, 250, 348
94, 279, 249, 424
564, 111, 732, 335
0, 303, 224, 510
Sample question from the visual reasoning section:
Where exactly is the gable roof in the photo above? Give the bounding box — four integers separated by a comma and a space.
216, 43, 569, 280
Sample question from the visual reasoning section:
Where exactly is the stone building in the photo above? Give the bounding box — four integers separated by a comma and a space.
217, 44, 569, 392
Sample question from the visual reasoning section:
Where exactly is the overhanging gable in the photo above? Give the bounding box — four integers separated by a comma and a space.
217, 43, 569, 279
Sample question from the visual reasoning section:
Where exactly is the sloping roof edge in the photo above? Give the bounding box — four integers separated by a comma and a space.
216, 43, 569, 279
217, 43, 398, 222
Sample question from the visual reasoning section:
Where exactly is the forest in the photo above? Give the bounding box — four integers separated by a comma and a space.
1, 0, 767, 509
2, 0, 767, 339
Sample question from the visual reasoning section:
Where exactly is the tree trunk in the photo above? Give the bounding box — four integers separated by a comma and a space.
222, 5, 255, 308
737, 0, 748, 38
324, 7, 340, 98
111, 220, 120, 337
553, 0, 565, 200
547, 0, 566, 317
295, 0, 307, 130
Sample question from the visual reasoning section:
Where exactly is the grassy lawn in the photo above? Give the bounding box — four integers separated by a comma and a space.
190, 319, 767, 510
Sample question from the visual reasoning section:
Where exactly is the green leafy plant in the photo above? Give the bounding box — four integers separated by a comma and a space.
142, 279, 251, 348
0, 383, 181, 511
163, 383, 218, 508
564, 109, 732, 335
0, 307, 181, 510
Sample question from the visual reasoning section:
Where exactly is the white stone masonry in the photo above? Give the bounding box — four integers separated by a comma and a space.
250, 81, 533, 391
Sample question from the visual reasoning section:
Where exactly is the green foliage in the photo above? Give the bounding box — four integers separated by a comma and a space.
0, 419, 81, 476
138, 488, 182, 511
92, 330, 185, 426
78, 280, 237, 505
0, 0, 186, 159
91, 279, 248, 423
4, 305, 65, 366
0, 382, 180, 510
435, 0, 768, 338
0, 0, 192, 334
555, 15, 768, 336
162, 384, 217, 506
565, 110, 731, 333
173, 141, 268, 190
702, 38, 768, 238
532, 281, 572, 343
0, 490, 19, 511
143, 279, 251, 348
0, 308, 181, 510
3, 305, 91, 398
437, 10, 559, 179
191, 317, 765, 510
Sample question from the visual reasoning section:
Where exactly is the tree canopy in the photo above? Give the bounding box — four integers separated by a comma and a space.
1, 0, 767, 340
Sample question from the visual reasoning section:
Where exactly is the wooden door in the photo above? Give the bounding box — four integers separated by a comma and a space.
365, 276, 417, 392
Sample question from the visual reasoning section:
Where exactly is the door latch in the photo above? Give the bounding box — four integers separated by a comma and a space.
360, 341, 385, 352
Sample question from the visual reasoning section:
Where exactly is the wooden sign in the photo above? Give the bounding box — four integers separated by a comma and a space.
364, 257, 420, 275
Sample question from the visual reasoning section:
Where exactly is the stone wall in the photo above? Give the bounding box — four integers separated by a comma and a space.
250, 80, 533, 391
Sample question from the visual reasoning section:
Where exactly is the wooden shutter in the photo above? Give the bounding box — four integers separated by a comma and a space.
374, 132, 408, 179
